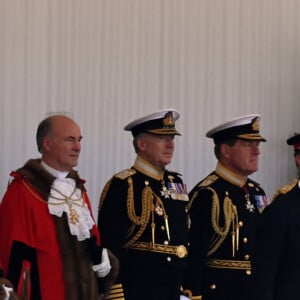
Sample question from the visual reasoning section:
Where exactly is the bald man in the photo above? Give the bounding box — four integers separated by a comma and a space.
0, 115, 117, 300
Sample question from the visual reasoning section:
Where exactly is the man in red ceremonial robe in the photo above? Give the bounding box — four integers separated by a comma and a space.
0, 115, 118, 300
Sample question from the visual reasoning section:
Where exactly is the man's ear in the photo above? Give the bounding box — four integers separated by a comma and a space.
220, 143, 231, 160
42, 136, 52, 151
136, 136, 146, 151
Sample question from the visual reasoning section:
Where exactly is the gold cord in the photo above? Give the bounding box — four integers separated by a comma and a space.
125, 177, 171, 247
48, 186, 84, 209
207, 187, 239, 256
125, 178, 152, 247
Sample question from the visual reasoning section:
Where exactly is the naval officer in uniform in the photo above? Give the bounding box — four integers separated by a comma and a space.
97, 109, 189, 300
182, 114, 268, 300
255, 133, 300, 300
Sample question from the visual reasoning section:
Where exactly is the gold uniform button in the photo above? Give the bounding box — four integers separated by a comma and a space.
164, 240, 169, 245
239, 221, 244, 227
210, 284, 216, 290
161, 226, 165, 230
166, 256, 171, 262
246, 270, 251, 275
244, 254, 250, 260
176, 245, 188, 258
243, 237, 248, 243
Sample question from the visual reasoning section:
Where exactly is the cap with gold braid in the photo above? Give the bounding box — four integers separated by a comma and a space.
287, 133, 300, 156
124, 108, 181, 137
206, 114, 266, 144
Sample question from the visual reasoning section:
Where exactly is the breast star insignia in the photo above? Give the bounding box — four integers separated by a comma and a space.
245, 200, 255, 213
160, 186, 171, 198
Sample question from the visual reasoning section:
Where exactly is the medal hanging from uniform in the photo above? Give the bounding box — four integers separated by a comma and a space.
147, 179, 170, 244
166, 175, 189, 201
243, 185, 255, 213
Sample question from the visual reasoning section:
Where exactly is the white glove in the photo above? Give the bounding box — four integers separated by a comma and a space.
92, 248, 111, 277
1, 283, 14, 300
180, 295, 190, 300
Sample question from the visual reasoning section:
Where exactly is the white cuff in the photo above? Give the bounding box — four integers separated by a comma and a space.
91, 248, 111, 277
180, 295, 190, 300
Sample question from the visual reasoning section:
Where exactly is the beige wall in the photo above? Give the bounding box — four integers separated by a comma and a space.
0, 0, 299, 217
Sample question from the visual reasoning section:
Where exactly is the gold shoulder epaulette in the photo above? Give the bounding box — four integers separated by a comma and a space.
186, 175, 219, 213
198, 174, 219, 188
114, 169, 136, 180
272, 179, 298, 200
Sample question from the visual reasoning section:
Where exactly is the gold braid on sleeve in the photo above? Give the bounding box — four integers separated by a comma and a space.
125, 177, 153, 247
206, 187, 239, 257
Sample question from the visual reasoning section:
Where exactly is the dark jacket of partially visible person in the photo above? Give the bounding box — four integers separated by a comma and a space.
255, 179, 300, 300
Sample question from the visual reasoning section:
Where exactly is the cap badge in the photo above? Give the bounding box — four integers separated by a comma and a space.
252, 118, 260, 131
163, 112, 175, 127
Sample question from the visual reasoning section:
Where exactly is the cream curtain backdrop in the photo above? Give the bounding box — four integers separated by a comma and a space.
0, 0, 299, 217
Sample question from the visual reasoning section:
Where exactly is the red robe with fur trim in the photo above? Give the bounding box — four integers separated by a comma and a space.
0, 160, 101, 300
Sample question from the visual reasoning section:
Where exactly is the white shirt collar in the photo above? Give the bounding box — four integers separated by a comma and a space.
41, 161, 69, 179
